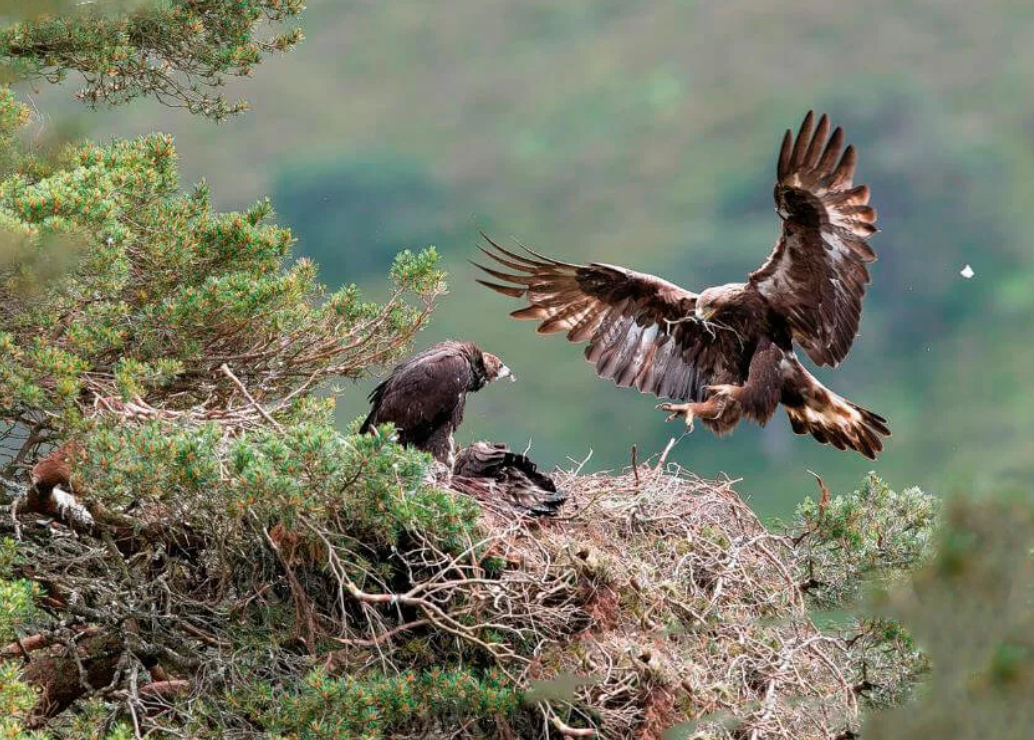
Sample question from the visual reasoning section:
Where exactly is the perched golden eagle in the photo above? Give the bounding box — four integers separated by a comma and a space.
359, 340, 513, 465
452, 441, 567, 517
361, 343, 565, 516
474, 111, 890, 459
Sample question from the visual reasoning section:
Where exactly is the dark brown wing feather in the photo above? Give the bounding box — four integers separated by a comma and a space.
452, 442, 566, 517
360, 342, 474, 451
750, 111, 878, 367
474, 234, 744, 402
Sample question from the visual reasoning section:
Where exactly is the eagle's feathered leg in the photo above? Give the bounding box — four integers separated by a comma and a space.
423, 424, 456, 467
656, 398, 725, 432
658, 340, 786, 431
705, 339, 784, 426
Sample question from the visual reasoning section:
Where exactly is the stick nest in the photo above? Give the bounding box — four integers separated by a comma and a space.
5, 454, 893, 739
469, 464, 859, 739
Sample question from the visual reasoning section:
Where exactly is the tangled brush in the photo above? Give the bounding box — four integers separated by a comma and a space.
2, 426, 927, 739
475, 464, 864, 739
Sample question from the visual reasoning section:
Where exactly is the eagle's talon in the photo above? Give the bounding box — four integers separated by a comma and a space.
657, 402, 696, 431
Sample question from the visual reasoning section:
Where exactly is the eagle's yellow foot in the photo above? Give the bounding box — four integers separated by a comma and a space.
657, 402, 698, 431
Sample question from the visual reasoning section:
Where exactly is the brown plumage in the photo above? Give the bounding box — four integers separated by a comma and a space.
24, 441, 95, 531
27, 440, 202, 555
28, 440, 84, 519
359, 341, 514, 465
451, 442, 566, 517
30, 440, 83, 496
474, 111, 890, 460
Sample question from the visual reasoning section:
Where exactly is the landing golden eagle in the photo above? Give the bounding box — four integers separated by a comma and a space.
359, 341, 513, 466
475, 111, 890, 459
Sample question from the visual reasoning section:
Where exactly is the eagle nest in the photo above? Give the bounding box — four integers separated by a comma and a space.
4, 447, 922, 738
472, 464, 860, 739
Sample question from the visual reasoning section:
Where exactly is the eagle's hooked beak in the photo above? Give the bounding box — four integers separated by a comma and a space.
497, 365, 516, 382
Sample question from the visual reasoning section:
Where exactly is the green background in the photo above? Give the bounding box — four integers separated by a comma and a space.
25, 0, 1034, 518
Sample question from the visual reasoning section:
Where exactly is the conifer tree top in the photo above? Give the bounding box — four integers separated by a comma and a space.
1, 0, 304, 119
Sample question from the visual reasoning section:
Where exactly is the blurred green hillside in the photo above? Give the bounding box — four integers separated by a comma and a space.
20, 0, 1034, 516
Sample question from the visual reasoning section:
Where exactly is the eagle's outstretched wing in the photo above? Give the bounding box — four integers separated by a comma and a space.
473, 234, 743, 402
749, 111, 878, 367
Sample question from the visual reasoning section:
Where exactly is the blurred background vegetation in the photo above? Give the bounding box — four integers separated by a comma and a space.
15, 0, 1034, 517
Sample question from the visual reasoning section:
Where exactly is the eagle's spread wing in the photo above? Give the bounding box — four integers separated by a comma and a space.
474, 234, 742, 401
360, 343, 473, 444
749, 111, 878, 367
452, 442, 566, 517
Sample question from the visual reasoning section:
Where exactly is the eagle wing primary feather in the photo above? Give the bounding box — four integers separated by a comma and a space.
474, 233, 739, 402
750, 111, 878, 367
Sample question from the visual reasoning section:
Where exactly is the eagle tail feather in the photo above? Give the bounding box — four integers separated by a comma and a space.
784, 392, 890, 461
782, 355, 890, 460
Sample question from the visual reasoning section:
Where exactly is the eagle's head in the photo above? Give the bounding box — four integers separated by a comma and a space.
481, 352, 515, 383
695, 283, 747, 322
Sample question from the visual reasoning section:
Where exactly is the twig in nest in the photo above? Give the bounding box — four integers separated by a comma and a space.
11, 634, 37, 664
220, 363, 283, 432
138, 679, 191, 699
256, 515, 318, 651
655, 437, 678, 472
565, 448, 594, 476
1, 628, 100, 660
807, 470, 831, 515
545, 707, 596, 737
9, 493, 22, 541
329, 618, 430, 648
178, 620, 230, 648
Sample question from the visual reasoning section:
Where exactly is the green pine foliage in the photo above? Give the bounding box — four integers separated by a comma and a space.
794, 473, 938, 608
790, 474, 936, 710
0, 63, 934, 739
0, 539, 43, 739
1, 3, 1028, 738
0, 82, 444, 451
235, 667, 519, 740
76, 415, 482, 553
0, 0, 304, 118
0, 77, 515, 737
